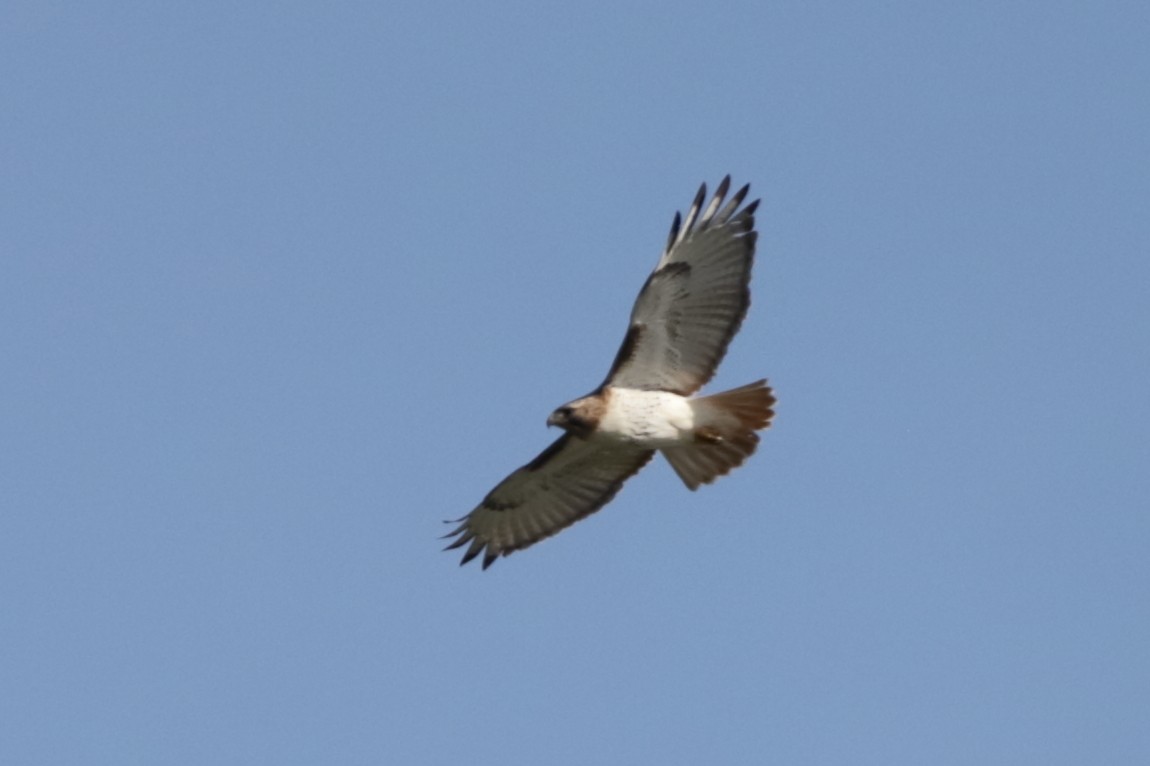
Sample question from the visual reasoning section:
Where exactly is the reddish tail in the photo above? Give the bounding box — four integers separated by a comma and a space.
661, 379, 776, 490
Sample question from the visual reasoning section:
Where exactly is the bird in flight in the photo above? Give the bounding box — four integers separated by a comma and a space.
444, 177, 775, 568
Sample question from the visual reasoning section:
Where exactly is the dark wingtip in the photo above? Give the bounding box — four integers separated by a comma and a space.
692, 181, 707, 210
677, 182, 707, 237
666, 211, 682, 251
440, 520, 467, 541
716, 175, 732, 199
443, 533, 469, 550
698, 176, 734, 231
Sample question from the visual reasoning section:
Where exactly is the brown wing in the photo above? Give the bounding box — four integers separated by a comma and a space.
443, 434, 655, 569
604, 176, 759, 395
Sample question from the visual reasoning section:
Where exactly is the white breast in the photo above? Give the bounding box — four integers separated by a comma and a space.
597, 388, 696, 448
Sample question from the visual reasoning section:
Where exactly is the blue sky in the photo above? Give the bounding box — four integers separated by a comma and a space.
3, 1, 1148, 763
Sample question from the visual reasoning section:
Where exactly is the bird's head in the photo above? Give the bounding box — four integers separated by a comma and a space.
546, 395, 604, 439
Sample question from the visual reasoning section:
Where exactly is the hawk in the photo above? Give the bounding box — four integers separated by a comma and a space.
444, 177, 775, 568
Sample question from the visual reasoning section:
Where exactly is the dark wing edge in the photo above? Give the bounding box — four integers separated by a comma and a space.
662, 176, 759, 258
442, 435, 655, 569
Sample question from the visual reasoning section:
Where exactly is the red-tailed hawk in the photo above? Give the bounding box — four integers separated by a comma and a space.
444, 177, 775, 568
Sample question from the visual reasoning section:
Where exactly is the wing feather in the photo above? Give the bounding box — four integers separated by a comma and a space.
697, 175, 730, 231
604, 177, 759, 395
443, 434, 655, 568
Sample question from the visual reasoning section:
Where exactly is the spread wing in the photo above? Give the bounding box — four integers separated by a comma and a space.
443, 435, 655, 569
604, 176, 759, 395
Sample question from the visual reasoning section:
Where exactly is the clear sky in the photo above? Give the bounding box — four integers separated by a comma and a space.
3, 2, 1148, 763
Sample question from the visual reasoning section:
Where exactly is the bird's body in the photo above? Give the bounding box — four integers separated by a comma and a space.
598, 388, 695, 447
444, 177, 775, 568
560, 388, 694, 448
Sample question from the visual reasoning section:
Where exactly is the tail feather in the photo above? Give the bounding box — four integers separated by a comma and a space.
662, 379, 775, 490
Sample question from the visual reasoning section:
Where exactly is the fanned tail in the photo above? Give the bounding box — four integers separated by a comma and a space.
661, 379, 775, 490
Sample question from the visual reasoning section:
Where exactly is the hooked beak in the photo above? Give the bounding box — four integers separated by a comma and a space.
546, 412, 562, 428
